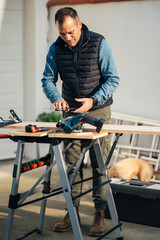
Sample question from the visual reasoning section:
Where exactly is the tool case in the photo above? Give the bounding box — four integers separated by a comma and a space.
105, 178, 160, 227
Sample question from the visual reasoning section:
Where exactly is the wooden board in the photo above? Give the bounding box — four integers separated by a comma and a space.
1, 121, 57, 130
1, 121, 160, 135
102, 124, 160, 135
48, 130, 108, 140
83, 124, 160, 135
8, 129, 108, 140
9, 130, 54, 137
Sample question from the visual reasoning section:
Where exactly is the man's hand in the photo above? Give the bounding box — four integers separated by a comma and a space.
52, 99, 69, 111
74, 98, 94, 113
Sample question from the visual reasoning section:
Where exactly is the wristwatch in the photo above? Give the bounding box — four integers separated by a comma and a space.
91, 96, 98, 107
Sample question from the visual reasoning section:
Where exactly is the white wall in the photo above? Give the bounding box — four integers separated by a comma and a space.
24, 0, 49, 158
24, 0, 49, 122
48, 0, 160, 120
0, 0, 24, 159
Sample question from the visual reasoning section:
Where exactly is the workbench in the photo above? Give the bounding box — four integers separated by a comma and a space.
2, 121, 160, 240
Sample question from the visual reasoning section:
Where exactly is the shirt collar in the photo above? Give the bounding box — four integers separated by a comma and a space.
71, 29, 84, 52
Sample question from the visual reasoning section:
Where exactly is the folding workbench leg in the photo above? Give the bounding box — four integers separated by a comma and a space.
5, 140, 25, 240
93, 139, 123, 240
52, 142, 83, 240
38, 144, 54, 232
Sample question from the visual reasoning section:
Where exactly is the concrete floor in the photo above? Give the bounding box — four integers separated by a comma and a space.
0, 159, 160, 240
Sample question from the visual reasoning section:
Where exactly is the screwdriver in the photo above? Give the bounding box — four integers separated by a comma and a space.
43, 107, 77, 112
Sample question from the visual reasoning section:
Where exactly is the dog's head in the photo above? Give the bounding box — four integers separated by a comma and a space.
108, 166, 119, 179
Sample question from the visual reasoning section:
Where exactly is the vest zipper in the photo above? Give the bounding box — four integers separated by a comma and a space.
73, 51, 80, 97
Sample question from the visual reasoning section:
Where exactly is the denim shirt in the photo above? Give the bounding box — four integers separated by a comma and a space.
41, 38, 120, 106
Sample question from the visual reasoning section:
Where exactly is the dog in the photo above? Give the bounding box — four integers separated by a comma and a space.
108, 158, 160, 182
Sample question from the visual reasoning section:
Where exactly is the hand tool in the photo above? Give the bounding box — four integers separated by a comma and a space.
0, 109, 22, 128
25, 124, 49, 133
43, 107, 77, 112
56, 113, 104, 133
0, 134, 10, 139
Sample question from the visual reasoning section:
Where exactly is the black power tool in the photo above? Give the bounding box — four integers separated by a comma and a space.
25, 124, 49, 133
56, 113, 104, 134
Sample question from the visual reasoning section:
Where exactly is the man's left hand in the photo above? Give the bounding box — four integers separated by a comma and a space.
74, 98, 94, 113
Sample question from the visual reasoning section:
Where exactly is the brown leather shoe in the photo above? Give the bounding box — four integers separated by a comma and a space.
89, 208, 105, 236
54, 207, 80, 232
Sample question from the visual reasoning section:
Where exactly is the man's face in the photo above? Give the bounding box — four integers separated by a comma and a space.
56, 16, 82, 47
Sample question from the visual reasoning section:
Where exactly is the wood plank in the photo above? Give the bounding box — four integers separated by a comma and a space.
8, 129, 108, 140
84, 124, 160, 135
48, 130, 108, 139
9, 130, 54, 137
102, 124, 160, 135
1, 121, 160, 135
2, 121, 57, 130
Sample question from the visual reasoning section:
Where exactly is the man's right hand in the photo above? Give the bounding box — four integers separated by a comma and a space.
52, 99, 69, 111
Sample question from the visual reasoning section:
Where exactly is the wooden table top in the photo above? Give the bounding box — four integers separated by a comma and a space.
9, 129, 108, 140
2, 121, 160, 136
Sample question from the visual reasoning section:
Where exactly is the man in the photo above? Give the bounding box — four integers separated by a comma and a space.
41, 7, 120, 236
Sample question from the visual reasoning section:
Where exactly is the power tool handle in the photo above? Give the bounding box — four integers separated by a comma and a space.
80, 115, 104, 133
25, 124, 49, 133
0, 134, 9, 139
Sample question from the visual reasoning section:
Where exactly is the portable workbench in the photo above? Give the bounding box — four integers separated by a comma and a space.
2, 121, 160, 240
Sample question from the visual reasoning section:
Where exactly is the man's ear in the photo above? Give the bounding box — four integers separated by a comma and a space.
78, 20, 82, 30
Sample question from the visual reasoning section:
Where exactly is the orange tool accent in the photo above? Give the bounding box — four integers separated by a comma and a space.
25, 124, 49, 133
31, 164, 38, 169
38, 161, 45, 167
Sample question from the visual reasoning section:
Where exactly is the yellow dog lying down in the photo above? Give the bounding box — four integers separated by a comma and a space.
108, 158, 160, 182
